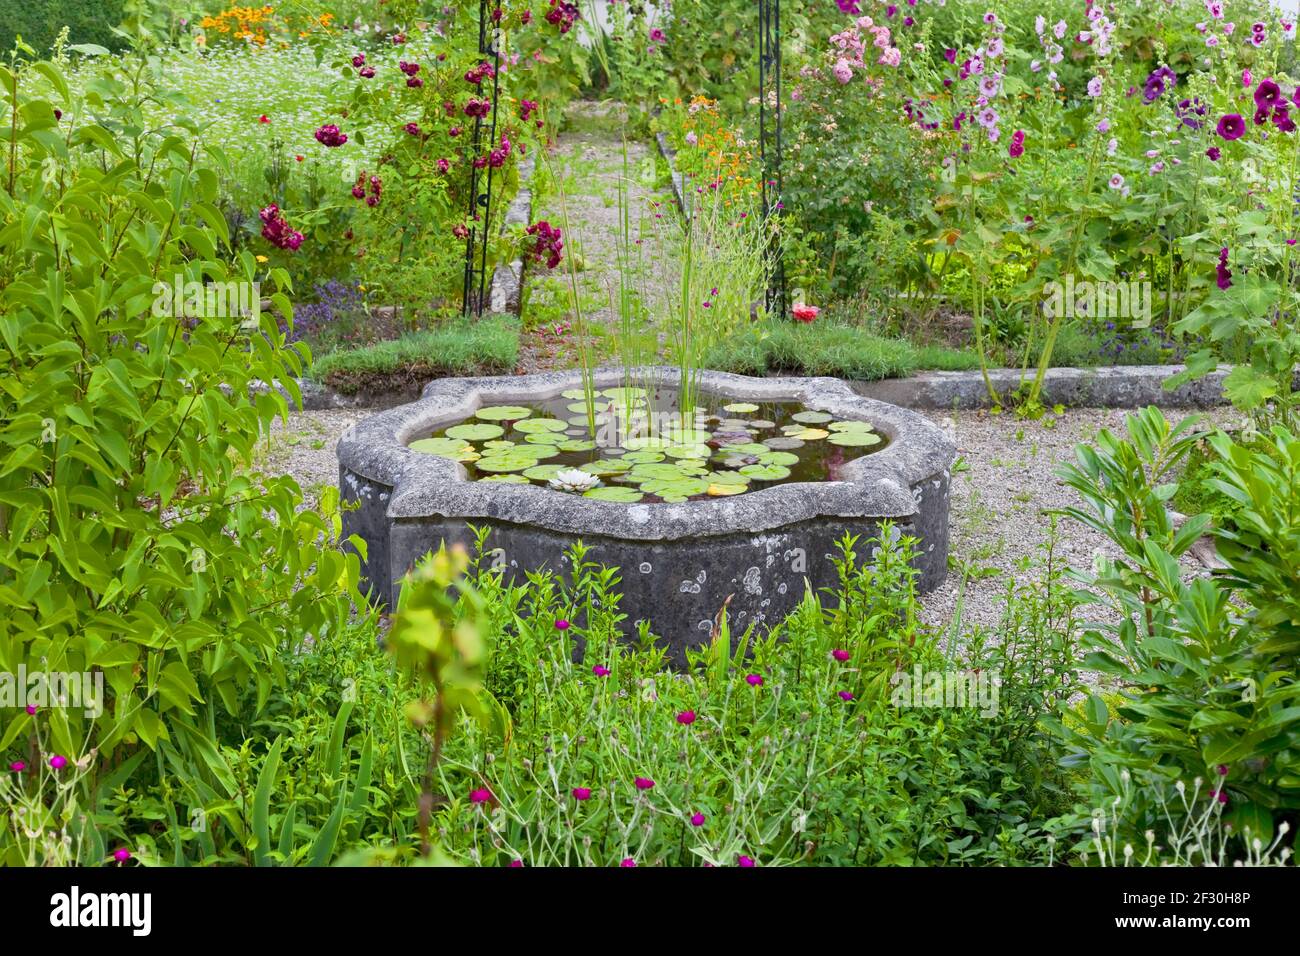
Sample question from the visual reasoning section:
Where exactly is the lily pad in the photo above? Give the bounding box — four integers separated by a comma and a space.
623, 435, 672, 451
707, 482, 748, 497
739, 464, 792, 482
478, 474, 531, 485
792, 410, 833, 424
827, 430, 883, 447
483, 440, 516, 451
524, 432, 568, 445
829, 419, 875, 432
580, 459, 633, 476
762, 436, 805, 451
789, 428, 829, 441
514, 417, 568, 434
747, 419, 776, 430
446, 422, 504, 441
584, 486, 645, 503
557, 439, 598, 453
476, 405, 533, 422
561, 388, 590, 400
664, 443, 713, 460
723, 402, 760, 413
523, 464, 566, 481
641, 476, 711, 499
476, 449, 545, 473
621, 450, 665, 464
759, 450, 800, 467
708, 470, 751, 486
409, 437, 477, 461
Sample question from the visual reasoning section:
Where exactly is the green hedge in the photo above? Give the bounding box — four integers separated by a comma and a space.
0, 0, 127, 56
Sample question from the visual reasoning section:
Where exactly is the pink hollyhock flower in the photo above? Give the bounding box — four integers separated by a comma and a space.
572, 787, 591, 800
676, 710, 697, 725
634, 776, 655, 790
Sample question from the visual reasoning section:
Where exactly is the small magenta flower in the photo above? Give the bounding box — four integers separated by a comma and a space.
838, 691, 854, 702
49, 755, 67, 770
1217, 764, 1229, 776
737, 855, 756, 867
634, 777, 655, 791
112, 848, 131, 863
620, 858, 637, 867
9, 761, 25, 772
555, 619, 570, 630
25, 705, 35, 715
832, 649, 850, 662
745, 674, 763, 687
509, 859, 524, 867
572, 787, 591, 801
690, 813, 706, 827
469, 787, 493, 805
592, 665, 610, 677
676, 710, 697, 725
404, 122, 421, 137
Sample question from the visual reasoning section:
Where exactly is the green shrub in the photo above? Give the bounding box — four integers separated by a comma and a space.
0, 0, 127, 56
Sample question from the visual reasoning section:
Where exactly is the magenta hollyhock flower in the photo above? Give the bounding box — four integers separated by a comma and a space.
1217, 247, 1233, 290
676, 710, 697, 725
407, 76, 423, 89
555, 619, 570, 630
737, 855, 756, 867
9, 761, 25, 772
437, 158, 450, 173
634, 776, 655, 790
691, 813, 706, 826
469, 787, 493, 805
1008, 129, 1025, 158
351, 54, 365, 68
49, 755, 67, 770
404, 122, 421, 137
620, 858, 637, 867
745, 673, 763, 687
592, 665, 610, 677
399, 60, 421, 77
1217, 114, 1246, 140
838, 691, 855, 702
359, 66, 375, 78
832, 648, 850, 662
112, 848, 131, 863
1206, 146, 1221, 160
572, 787, 591, 800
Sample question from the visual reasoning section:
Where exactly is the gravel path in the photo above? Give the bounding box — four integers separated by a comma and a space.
517, 115, 676, 373
919, 406, 1233, 639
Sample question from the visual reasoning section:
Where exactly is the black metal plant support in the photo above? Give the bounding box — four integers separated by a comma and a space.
758, 0, 787, 320
462, 1, 505, 318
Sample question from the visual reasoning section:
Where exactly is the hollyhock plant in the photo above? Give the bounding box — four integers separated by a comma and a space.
1217, 113, 1246, 140
1008, 129, 1025, 158
1216, 247, 1233, 290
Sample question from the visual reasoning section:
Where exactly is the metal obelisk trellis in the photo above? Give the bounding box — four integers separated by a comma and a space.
462, 1, 505, 318
758, 0, 787, 320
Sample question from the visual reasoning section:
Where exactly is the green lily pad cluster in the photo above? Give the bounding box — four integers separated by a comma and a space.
406, 394, 888, 503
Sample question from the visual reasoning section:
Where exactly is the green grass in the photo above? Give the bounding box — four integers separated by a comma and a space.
703, 321, 980, 381
309, 315, 521, 394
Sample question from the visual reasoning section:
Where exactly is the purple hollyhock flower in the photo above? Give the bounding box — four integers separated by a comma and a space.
944, 48, 957, 64
351, 54, 365, 68
1216, 247, 1233, 290
358, 66, 375, 78
1217, 764, 1229, 776
572, 787, 592, 800
691, 812, 706, 826
25, 705, 35, 715
1273, 107, 1296, 133
745, 673, 763, 687
1254, 78, 1285, 110
634, 776, 655, 790
510, 859, 524, 867
1206, 146, 1221, 160
1216, 114, 1245, 140
1008, 129, 1025, 158
404, 122, 421, 137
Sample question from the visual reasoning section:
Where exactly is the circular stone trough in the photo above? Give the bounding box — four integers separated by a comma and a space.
337, 368, 955, 662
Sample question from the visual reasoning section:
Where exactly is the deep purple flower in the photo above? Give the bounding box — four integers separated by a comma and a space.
314, 124, 348, 147
1216, 114, 1245, 140
358, 66, 375, 78
838, 690, 855, 701
1254, 78, 1285, 110
404, 122, 421, 137
1206, 146, 1221, 160
1008, 129, 1025, 158
1216, 247, 1233, 290
351, 54, 365, 68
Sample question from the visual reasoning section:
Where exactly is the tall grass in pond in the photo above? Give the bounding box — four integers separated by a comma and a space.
610, 135, 658, 421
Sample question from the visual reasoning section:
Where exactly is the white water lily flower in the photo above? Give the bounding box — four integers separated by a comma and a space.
548, 468, 600, 493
